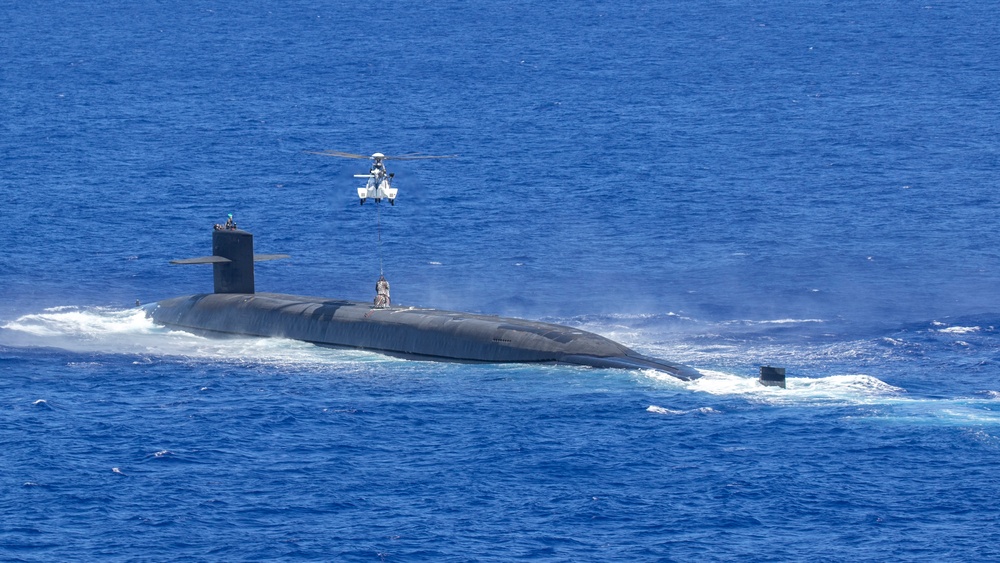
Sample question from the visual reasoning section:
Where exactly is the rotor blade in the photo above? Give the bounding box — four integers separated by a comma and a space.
384, 154, 458, 161
305, 150, 371, 159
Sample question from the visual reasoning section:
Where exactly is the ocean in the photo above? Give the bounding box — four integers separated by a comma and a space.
2, 1, 999, 560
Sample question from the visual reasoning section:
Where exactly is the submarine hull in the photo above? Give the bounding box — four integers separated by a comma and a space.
149, 292, 700, 380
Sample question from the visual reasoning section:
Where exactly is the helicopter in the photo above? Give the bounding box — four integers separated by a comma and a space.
308, 150, 457, 205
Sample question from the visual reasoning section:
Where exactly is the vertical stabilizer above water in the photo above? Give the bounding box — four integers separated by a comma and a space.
169, 229, 289, 294
212, 229, 255, 293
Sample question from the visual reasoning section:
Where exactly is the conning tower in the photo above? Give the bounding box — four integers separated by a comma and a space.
170, 229, 289, 294
211, 229, 254, 293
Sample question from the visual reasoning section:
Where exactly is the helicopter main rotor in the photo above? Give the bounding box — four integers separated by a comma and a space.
308, 149, 457, 206
307, 150, 458, 161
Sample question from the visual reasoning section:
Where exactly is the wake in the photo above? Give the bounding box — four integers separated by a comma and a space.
645, 369, 1000, 427
0, 306, 394, 369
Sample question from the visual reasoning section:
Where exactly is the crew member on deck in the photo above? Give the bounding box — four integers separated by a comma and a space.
214, 213, 238, 231
374, 275, 391, 308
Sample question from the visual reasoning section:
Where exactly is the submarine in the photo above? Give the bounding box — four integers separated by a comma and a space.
147, 228, 700, 380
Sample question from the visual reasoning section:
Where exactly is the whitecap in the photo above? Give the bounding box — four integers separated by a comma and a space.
31, 399, 55, 410
755, 318, 825, 325
647, 405, 685, 415
938, 326, 980, 334
647, 405, 719, 416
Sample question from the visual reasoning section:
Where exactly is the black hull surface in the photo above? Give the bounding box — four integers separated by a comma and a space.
149, 292, 700, 380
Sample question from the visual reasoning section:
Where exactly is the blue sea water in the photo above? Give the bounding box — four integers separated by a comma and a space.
2, 0, 1000, 560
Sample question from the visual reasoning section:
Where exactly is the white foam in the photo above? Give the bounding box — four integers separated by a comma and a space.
859, 396, 1000, 426
43, 305, 81, 313
2, 307, 155, 338
724, 318, 826, 326
647, 405, 682, 415
0, 306, 404, 370
938, 326, 980, 334
968, 429, 1000, 445
642, 368, 904, 406
647, 405, 719, 416
643, 368, 1000, 427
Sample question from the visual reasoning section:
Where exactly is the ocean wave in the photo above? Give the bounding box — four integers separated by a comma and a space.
937, 325, 981, 334
682, 370, 902, 402
647, 405, 719, 416
639, 367, 904, 406
857, 396, 1000, 427
0, 306, 402, 371
2, 306, 157, 338
642, 368, 1000, 427
720, 318, 827, 326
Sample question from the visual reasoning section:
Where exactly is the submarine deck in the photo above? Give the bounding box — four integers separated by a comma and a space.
150, 292, 699, 380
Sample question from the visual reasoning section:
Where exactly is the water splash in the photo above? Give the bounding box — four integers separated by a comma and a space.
643, 368, 903, 403
0, 306, 402, 370
3, 306, 157, 338
642, 368, 1000, 427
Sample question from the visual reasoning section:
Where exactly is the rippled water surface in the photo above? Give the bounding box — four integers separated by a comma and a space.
3, 1, 1000, 560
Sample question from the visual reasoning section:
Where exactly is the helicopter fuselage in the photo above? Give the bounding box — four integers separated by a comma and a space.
354, 158, 397, 205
